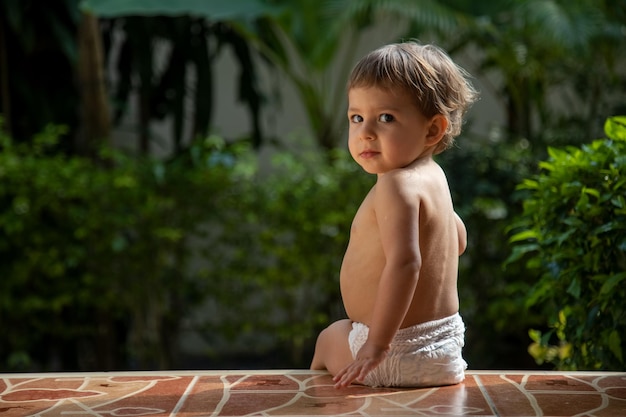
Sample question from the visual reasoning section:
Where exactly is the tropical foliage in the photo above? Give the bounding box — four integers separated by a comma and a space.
86, 0, 280, 153
448, 0, 626, 146
0, 0, 81, 151
239, 0, 465, 150
0, 123, 234, 370
0, 0, 625, 371
0, 124, 369, 370
193, 136, 372, 365
508, 116, 626, 370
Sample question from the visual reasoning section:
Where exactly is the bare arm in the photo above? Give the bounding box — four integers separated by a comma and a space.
334, 172, 421, 388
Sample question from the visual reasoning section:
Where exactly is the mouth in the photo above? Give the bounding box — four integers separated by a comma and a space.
359, 150, 379, 159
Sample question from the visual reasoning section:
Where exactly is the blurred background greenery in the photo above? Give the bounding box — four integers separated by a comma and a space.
0, 0, 624, 372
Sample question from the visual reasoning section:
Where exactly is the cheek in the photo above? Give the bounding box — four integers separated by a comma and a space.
347, 124, 358, 138
347, 138, 358, 157
347, 128, 357, 147
347, 135, 362, 161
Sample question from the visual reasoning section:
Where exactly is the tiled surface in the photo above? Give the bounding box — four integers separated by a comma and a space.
0, 370, 625, 416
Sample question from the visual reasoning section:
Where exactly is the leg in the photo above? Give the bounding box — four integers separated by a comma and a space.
310, 319, 354, 376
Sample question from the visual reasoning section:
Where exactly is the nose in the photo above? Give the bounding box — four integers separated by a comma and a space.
359, 120, 376, 141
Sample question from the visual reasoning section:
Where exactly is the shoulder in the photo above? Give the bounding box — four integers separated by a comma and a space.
376, 158, 440, 197
375, 159, 450, 212
374, 168, 423, 211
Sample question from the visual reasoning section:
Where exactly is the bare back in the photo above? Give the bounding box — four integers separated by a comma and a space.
340, 157, 464, 328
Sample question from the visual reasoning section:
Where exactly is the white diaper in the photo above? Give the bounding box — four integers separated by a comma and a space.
348, 313, 467, 387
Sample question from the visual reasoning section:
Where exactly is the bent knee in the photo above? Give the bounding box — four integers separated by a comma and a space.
315, 320, 351, 351
325, 319, 353, 336
311, 319, 353, 373
318, 319, 353, 346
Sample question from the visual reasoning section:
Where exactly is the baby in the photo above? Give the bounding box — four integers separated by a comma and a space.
310, 41, 478, 388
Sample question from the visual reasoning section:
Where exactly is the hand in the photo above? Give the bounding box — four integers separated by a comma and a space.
333, 342, 388, 389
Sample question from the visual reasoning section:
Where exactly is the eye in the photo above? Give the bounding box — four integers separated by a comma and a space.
379, 113, 394, 123
350, 114, 363, 123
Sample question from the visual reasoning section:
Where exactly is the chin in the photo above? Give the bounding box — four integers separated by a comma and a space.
359, 165, 381, 175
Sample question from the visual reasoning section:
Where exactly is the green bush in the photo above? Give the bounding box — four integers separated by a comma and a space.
193, 138, 372, 365
0, 125, 371, 370
8, 120, 596, 372
0, 125, 233, 371
508, 116, 626, 370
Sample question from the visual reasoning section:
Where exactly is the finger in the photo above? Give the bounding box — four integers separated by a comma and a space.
332, 364, 349, 382
334, 370, 352, 388
357, 367, 372, 384
335, 366, 360, 389
333, 359, 359, 382
334, 375, 353, 389
338, 362, 373, 389
334, 369, 351, 388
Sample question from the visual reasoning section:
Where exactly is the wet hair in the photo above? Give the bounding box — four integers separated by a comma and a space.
348, 41, 478, 153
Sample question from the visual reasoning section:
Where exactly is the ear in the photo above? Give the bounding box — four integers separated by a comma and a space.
425, 114, 448, 146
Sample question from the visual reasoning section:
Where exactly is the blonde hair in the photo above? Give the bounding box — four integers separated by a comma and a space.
348, 41, 478, 153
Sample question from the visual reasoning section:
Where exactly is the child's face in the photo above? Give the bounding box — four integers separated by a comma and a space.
347, 86, 439, 175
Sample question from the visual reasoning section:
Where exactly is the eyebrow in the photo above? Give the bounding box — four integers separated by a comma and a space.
347, 106, 403, 113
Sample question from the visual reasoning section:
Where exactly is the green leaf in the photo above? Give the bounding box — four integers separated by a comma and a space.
582, 187, 600, 199
611, 196, 625, 209
525, 280, 552, 308
608, 330, 623, 363
593, 221, 623, 236
504, 242, 540, 265
604, 116, 626, 141
600, 272, 626, 295
547, 146, 569, 162
539, 160, 555, 171
566, 278, 581, 299
517, 178, 539, 190
556, 228, 576, 246
529, 328, 542, 343
509, 229, 539, 243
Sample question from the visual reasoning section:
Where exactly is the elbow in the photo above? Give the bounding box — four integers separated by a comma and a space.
384, 249, 422, 282
394, 258, 422, 279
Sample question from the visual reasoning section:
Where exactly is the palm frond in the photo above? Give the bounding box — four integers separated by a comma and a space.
324, 0, 462, 36
516, 0, 606, 49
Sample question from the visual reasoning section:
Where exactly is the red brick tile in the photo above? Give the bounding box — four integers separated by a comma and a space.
0, 370, 624, 416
